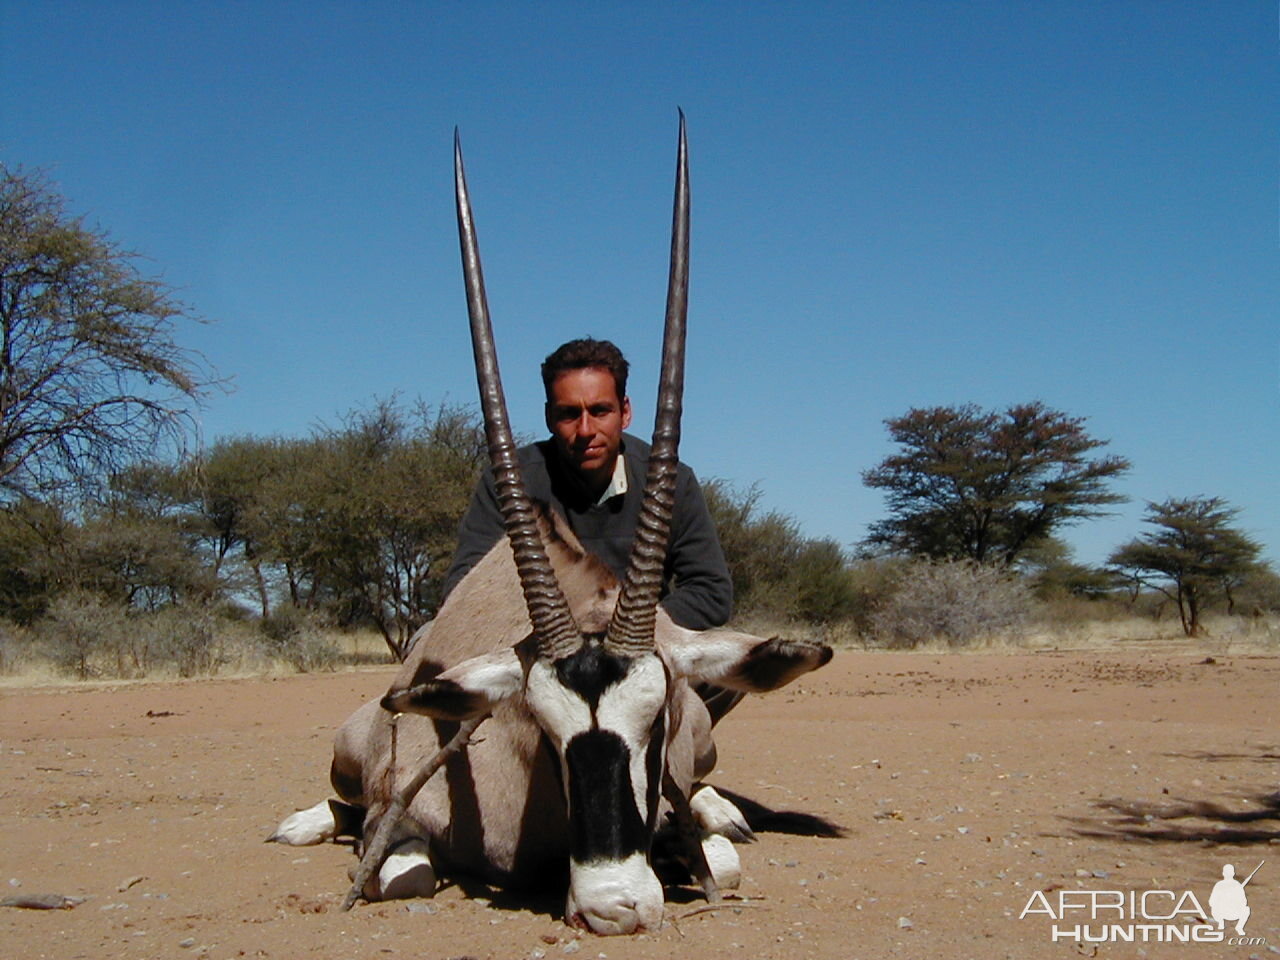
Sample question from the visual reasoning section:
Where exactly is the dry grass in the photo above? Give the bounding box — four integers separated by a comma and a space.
1025, 611, 1279, 653
0, 621, 396, 689
2, 611, 1275, 690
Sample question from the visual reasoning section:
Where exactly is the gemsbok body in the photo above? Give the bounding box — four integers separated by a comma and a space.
272, 115, 832, 934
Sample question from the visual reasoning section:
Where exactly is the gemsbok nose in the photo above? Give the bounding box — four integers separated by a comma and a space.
566, 855, 664, 934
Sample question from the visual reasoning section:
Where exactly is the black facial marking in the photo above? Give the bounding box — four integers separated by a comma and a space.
564, 729, 648, 863
553, 638, 631, 712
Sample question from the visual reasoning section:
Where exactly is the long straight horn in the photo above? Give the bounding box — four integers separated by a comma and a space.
455, 131, 579, 660
606, 112, 689, 655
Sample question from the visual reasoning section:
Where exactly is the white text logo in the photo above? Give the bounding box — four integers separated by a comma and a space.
1018, 862, 1265, 946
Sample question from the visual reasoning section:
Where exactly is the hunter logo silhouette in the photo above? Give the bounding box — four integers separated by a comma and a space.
1209, 861, 1263, 936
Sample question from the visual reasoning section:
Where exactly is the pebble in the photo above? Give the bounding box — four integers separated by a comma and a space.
179, 938, 196, 948
897, 916, 913, 929
562, 941, 580, 954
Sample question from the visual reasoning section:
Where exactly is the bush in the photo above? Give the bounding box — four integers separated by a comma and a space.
36, 591, 131, 679
844, 556, 912, 637
259, 606, 339, 673
142, 605, 230, 677
0, 621, 23, 674
31, 593, 244, 679
1034, 592, 1134, 629
869, 559, 1033, 649
704, 479, 861, 625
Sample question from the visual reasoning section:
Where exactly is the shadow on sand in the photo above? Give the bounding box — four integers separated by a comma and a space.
1068, 749, 1280, 845
713, 786, 847, 839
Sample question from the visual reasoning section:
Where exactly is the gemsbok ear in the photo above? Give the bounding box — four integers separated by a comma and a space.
381, 650, 523, 720
668, 630, 833, 693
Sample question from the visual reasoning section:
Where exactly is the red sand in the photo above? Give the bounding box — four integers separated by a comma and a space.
3, 649, 1277, 959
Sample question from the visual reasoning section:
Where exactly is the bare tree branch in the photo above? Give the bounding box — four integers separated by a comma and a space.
0, 164, 219, 501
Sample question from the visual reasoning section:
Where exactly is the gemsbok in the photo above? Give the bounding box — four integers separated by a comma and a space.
271, 114, 833, 934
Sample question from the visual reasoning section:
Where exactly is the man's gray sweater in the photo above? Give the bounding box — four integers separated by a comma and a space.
443, 433, 733, 630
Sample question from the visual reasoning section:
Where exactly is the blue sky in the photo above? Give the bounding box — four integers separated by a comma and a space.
3, 1, 1276, 566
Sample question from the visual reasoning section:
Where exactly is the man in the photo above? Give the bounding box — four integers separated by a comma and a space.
441, 337, 733, 632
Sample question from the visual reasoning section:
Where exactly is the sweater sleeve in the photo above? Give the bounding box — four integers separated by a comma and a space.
660, 467, 734, 630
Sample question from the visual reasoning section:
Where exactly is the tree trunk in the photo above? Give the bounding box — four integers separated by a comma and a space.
1185, 586, 1203, 637
1175, 584, 1191, 636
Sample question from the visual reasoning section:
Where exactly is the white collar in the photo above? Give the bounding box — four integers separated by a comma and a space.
595, 452, 629, 505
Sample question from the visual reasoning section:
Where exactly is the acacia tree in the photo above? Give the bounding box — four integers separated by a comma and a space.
1017, 536, 1119, 600
1108, 497, 1264, 636
0, 165, 214, 501
180, 436, 307, 617
862, 402, 1129, 565
290, 401, 483, 658
176, 402, 483, 657
0, 467, 215, 623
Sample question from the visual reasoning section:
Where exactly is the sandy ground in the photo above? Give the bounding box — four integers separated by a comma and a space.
3, 648, 1278, 960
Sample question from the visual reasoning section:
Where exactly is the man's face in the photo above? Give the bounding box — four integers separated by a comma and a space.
545, 367, 632, 487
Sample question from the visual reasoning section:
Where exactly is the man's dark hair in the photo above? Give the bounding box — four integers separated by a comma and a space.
541, 338, 629, 402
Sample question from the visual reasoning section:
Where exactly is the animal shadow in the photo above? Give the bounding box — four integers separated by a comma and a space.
713, 786, 847, 839
1069, 766, 1280, 845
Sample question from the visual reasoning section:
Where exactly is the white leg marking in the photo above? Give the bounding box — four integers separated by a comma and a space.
690, 785, 754, 843
366, 838, 436, 901
700, 834, 742, 890
267, 800, 337, 845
